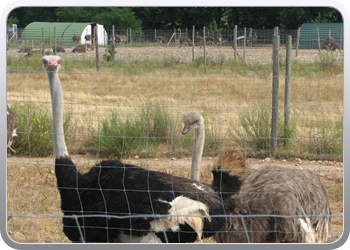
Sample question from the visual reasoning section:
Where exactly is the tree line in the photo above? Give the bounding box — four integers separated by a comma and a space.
8, 7, 342, 30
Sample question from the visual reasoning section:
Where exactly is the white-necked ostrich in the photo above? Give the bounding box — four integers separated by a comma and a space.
181, 112, 331, 243
212, 149, 332, 243
7, 105, 17, 153
42, 55, 241, 243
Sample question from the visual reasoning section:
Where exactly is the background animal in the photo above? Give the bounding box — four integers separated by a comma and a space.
179, 37, 190, 47
85, 34, 93, 44
115, 35, 127, 46
212, 149, 332, 243
246, 32, 258, 45
195, 36, 204, 47
42, 55, 241, 243
53, 46, 65, 53
155, 36, 166, 46
7, 105, 17, 153
72, 31, 81, 44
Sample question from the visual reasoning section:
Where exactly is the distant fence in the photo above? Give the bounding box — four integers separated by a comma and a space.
8, 26, 343, 50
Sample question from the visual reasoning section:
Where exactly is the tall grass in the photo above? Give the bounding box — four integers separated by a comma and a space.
9, 102, 73, 156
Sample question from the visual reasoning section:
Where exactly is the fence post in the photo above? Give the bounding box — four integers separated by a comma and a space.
271, 33, 280, 154
203, 27, 206, 69
94, 26, 100, 72
284, 35, 292, 145
317, 27, 321, 52
296, 27, 300, 57
112, 25, 115, 46
54, 26, 57, 55
340, 27, 343, 50
130, 28, 132, 47
155, 29, 156, 46
42, 28, 45, 54
243, 27, 246, 63
234, 25, 237, 60
192, 25, 195, 61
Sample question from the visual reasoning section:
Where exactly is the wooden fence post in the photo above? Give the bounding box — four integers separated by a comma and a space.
112, 25, 115, 46
243, 27, 246, 63
234, 25, 237, 60
296, 27, 300, 57
284, 35, 292, 145
271, 33, 280, 153
192, 25, 195, 61
317, 27, 321, 52
42, 28, 45, 54
94, 26, 100, 72
54, 26, 57, 55
203, 27, 206, 69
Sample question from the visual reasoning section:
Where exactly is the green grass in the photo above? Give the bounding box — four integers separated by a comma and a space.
9, 102, 73, 156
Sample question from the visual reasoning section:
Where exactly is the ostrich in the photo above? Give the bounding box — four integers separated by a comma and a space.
115, 35, 127, 46
179, 37, 191, 47
215, 37, 224, 47
181, 112, 331, 243
42, 55, 241, 243
206, 36, 216, 46
212, 149, 332, 243
195, 36, 204, 47
246, 32, 258, 46
53, 46, 65, 53
85, 34, 93, 44
72, 31, 81, 44
155, 36, 166, 46
7, 105, 17, 153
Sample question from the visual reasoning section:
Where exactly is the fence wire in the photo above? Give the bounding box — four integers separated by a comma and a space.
7, 70, 343, 243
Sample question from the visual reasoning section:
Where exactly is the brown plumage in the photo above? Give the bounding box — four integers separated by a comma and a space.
7, 105, 17, 153
213, 149, 332, 243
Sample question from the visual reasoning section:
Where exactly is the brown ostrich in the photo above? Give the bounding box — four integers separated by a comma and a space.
179, 37, 191, 47
155, 36, 166, 46
72, 31, 81, 44
212, 149, 332, 243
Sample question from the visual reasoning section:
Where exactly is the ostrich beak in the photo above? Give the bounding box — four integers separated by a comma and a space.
182, 123, 197, 135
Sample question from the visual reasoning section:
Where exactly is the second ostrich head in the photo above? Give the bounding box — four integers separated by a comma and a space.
182, 111, 205, 181
182, 111, 204, 135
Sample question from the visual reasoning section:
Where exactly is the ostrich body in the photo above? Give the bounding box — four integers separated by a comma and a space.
85, 34, 93, 44
7, 105, 17, 153
43, 56, 240, 243
206, 36, 216, 45
155, 36, 166, 47
246, 32, 257, 45
195, 36, 204, 47
215, 37, 224, 46
72, 31, 81, 44
179, 37, 190, 47
115, 35, 127, 46
212, 149, 332, 243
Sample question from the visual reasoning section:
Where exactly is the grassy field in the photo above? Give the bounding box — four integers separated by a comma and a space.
6, 46, 343, 243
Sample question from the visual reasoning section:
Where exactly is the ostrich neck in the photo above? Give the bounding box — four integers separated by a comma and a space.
47, 71, 69, 158
191, 123, 205, 181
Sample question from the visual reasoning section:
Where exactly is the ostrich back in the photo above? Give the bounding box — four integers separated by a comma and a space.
214, 166, 331, 243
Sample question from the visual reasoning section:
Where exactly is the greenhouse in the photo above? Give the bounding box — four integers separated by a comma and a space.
20, 22, 108, 45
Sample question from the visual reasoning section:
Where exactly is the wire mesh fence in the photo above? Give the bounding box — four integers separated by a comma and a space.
7, 69, 343, 243
7, 26, 343, 68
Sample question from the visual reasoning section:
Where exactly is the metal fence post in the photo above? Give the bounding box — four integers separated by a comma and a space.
284, 35, 292, 145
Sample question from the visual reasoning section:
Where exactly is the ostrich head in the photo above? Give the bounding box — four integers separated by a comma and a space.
42, 56, 62, 72
182, 111, 204, 135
